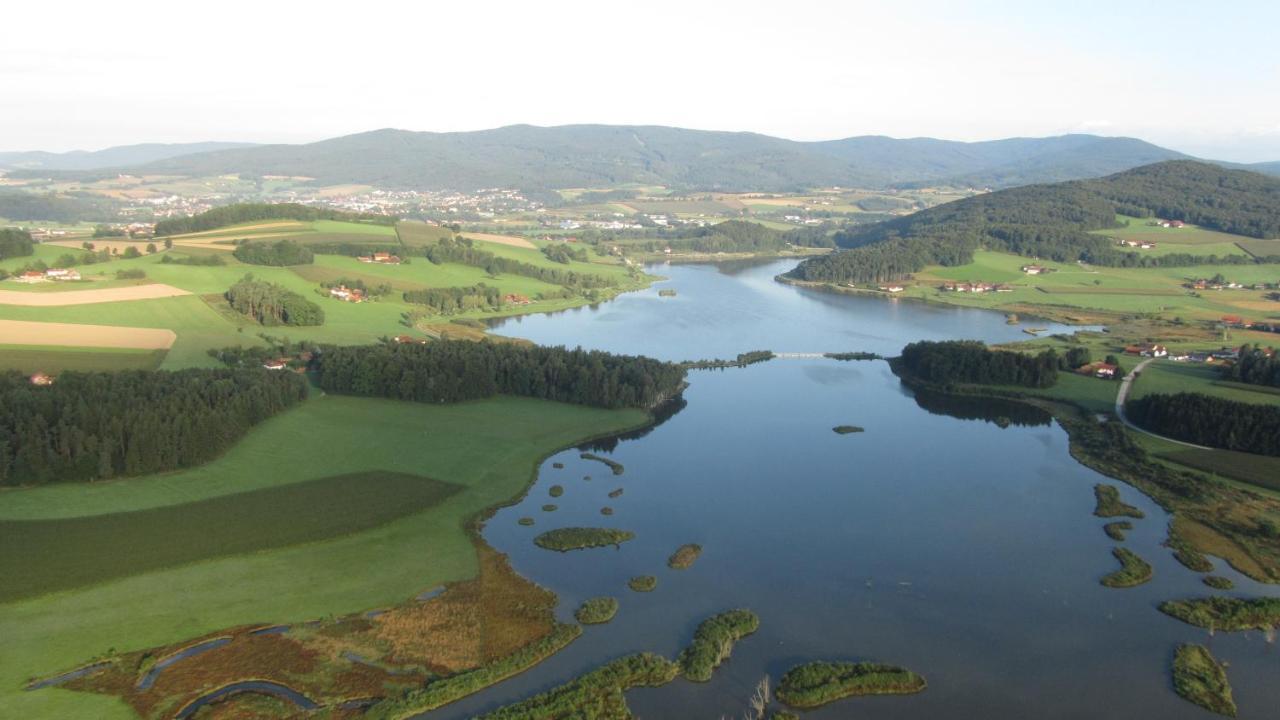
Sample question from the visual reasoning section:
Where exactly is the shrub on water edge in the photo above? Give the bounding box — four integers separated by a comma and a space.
1093, 484, 1144, 519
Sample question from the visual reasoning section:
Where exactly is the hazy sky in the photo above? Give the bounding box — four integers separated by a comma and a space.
4, 0, 1279, 161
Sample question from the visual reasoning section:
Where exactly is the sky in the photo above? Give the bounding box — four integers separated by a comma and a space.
3, 0, 1279, 162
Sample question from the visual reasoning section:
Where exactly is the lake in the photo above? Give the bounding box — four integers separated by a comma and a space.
430, 260, 1279, 719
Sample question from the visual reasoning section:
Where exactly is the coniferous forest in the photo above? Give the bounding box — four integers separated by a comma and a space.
0, 369, 308, 486
1127, 392, 1280, 456
895, 340, 1060, 388
312, 340, 686, 410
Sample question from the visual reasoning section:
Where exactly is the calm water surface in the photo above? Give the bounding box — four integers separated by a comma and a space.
428, 260, 1280, 719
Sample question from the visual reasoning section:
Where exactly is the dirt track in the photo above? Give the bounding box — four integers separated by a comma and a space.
0, 284, 190, 306
0, 320, 176, 349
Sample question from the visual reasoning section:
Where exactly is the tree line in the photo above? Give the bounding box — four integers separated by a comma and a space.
541, 243, 589, 264
1126, 392, 1280, 457
424, 236, 617, 289
232, 239, 314, 266
0, 369, 308, 486
402, 284, 503, 314
226, 275, 325, 326
895, 340, 1060, 388
0, 228, 34, 260
1222, 345, 1280, 388
312, 340, 687, 410
154, 202, 396, 236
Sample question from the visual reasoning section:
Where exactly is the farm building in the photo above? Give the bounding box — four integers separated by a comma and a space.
29, 372, 55, 386
328, 285, 365, 303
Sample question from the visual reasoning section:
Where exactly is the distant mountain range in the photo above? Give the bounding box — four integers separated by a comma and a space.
0, 142, 257, 172
2, 126, 1277, 191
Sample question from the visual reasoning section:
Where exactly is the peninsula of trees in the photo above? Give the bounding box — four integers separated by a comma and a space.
312, 339, 687, 410
894, 340, 1060, 389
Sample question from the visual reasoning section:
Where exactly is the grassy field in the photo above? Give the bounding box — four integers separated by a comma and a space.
0, 226, 652, 370
1, 471, 463, 603
911, 250, 1280, 323
0, 394, 647, 719
1128, 361, 1280, 407
0, 345, 166, 373
1094, 215, 1258, 250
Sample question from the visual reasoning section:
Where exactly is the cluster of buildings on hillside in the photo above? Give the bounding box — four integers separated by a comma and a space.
1185, 278, 1247, 291
328, 285, 366, 303
1119, 239, 1158, 249
356, 251, 401, 265
11, 268, 81, 283
939, 281, 1014, 293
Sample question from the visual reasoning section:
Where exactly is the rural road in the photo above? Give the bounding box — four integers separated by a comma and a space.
1114, 358, 1211, 449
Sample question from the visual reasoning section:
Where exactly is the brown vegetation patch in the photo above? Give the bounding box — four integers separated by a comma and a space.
374, 545, 557, 671
461, 232, 537, 249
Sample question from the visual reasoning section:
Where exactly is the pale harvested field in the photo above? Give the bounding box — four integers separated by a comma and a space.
0, 284, 189, 306
462, 232, 537, 249
0, 320, 176, 349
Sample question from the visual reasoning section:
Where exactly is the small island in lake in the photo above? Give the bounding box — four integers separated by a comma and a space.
534, 527, 635, 551
1101, 547, 1153, 588
777, 660, 927, 709
1173, 644, 1236, 717
628, 575, 657, 592
833, 425, 865, 434
678, 609, 759, 682
574, 597, 619, 625
580, 452, 624, 475
668, 543, 703, 569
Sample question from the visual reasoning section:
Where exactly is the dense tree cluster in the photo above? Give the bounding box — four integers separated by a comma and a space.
154, 202, 395, 236
895, 340, 1059, 388
232, 239, 314, 266
1126, 392, 1280, 456
402, 284, 503, 314
1222, 345, 1280, 388
0, 369, 307, 486
0, 228, 34, 260
318, 276, 391, 297
790, 161, 1280, 284
424, 236, 616, 289
541, 243, 589, 264
225, 275, 325, 326
313, 340, 686, 410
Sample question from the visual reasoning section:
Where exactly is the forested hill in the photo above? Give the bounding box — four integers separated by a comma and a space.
788, 161, 1280, 284
153, 202, 397, 236
95, 126, 1193, 191
0, 141, 256, 171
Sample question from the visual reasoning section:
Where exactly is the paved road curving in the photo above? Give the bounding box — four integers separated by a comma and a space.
1114, 358, 1211, 450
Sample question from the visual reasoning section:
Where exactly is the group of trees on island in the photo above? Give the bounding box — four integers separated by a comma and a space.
789, 161, 1280, 284
225, 275, 325, 326
153, 202, 395, 236
232, 239, 315, 266
0, 228, 33, 260
1222, 345, 1280, 388
0, 369, 308, 486
312, 339, 686, 410
402, 283, 503, 314
424, 236, 617, 289
895, 340, 1060, 388
1126, 392, 1280, 457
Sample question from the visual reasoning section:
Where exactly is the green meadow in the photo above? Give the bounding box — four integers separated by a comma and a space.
0, 345, 165, 373
0, 224, 652, 371
911, 250, 1280, 320
0, 394, 647, 719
